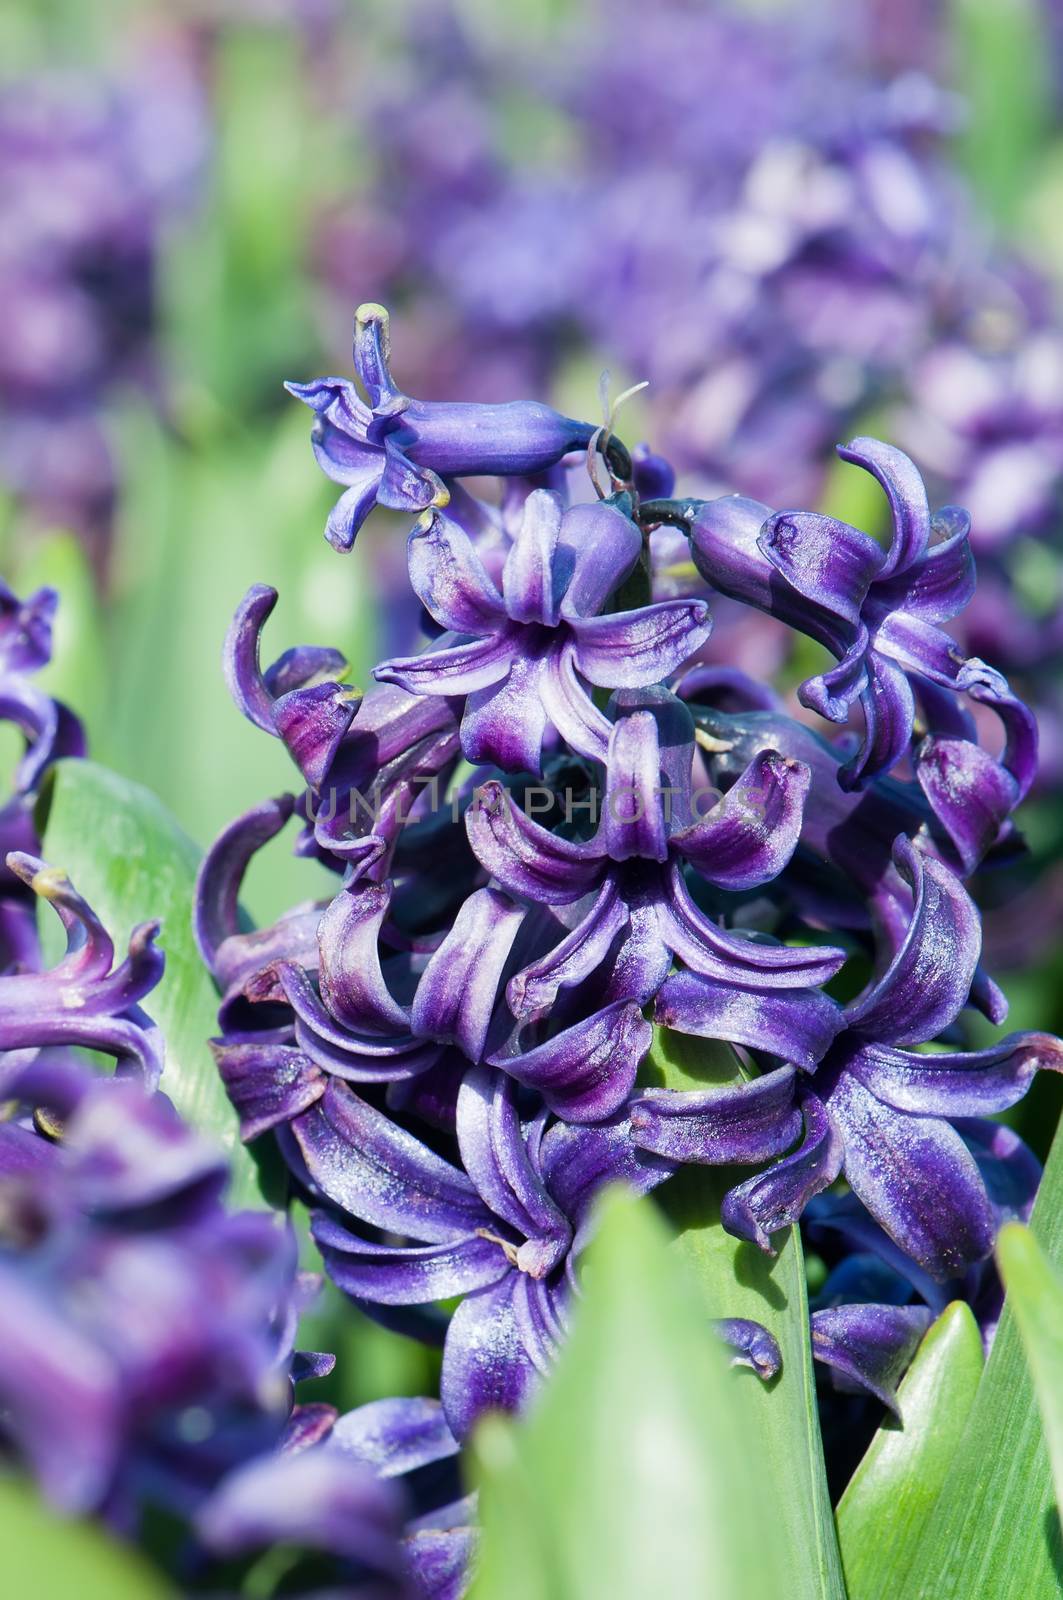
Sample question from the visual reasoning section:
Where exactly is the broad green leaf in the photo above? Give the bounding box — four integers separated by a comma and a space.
38, 757, 268, 1208
836, 1302, 984, 1600
950, 0, 1052, 228
997, 1223, 1063, 1510
649, 1028, 846, 1600
469, 1188, 787, 1600
0, 1475, 174, 1600
896, 1119, 1063, 1598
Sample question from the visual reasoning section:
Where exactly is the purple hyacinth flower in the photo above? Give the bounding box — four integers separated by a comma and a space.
0, 852, 163, 1091
291, 1065, 674, 1441
634, 836, 1063, 1279
212, 877, 526, 1138
196, 1446, 411, 1595
375, 491, 711, 772
221, 583, 462, 881
0, 1071, 310, 1521
810, 1303, 931, 1415
685, 436, 1035, 789
467, 687, 845, 1029
288, 302, 600, 551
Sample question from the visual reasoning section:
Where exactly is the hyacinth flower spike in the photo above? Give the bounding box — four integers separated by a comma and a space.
633, 837, 1063, 1279
468, 687, 846, 1049
293, 1065, 674, 1440
650, 437, 1037, 790
375, 490, 712, 772
288, 302, 612, 551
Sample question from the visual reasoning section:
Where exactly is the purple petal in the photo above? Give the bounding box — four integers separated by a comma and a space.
800, 628, 869, 723
312, 1213, 508, 1305
491, 1002, 652, 1123
331, 1396, 459, 1477
461, 659, 549, 774
0, 1266, 121, 1512
292, 1079, 493, 1242
653, 970, 841, 1071
721, 1092, 843, 1251
440, 1272, 539, 1440
506, 884, 631, 1016
412, 889, 525, 1061
844, 838, 981, 1045
376, 631, 516, 697
714, 1318, 782, 1380
841, 653, 916, 789
455, 1066, 571, 1270
847, 1033, 1063, 1117
660, 860, 847, 988
672, 749, 809, 889
465, 780, 602, 904
557, 500, 642, 619
757, 511, 883, 625
212, 1040, 325, 1140
630, 1066, 801, 1164
502, 489, 564, 625
869, 505, 974, 623
811, 1302, 931, 1414
569, 599, 711, 689
538, 641, 614, 761
195, 1445, 406, 1570
194, 795, 296, 973
405, 1526, 476, 1600
838, 437, 930, 578
537, 1113, 676, 1235
825, 1069, 995, 1279
408, 509, 506, 634
916, 736, 1018, 874
317, 882, 411, 1035
601, 711, 669, 863
272, 682, 360, 790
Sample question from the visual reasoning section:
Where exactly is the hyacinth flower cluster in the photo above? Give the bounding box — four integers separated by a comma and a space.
193, 306, 1062, 1502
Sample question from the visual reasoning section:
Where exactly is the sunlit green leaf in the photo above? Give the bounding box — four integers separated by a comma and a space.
469, 1187, 788, 1600
0, 1475, 174, 1600
650, 1028, 846, 1600
39, 757, 269, 1208
997, 1223, 1063, 1511
896, 1120, 1063, 1598
837, 1301, 984, 1600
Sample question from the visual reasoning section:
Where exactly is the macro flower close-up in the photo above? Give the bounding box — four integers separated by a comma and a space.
3, 3, 1063, 1599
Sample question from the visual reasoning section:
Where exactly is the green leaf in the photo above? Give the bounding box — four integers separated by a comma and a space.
836, 1302, 984, 1600
950, 0, 1052, 228
469, 1188, 788, 1600
38, 757, 268, 1208
895, 1119, 1063, 1598
997, 1223, 1063, 1511
649, 1028, 846, 1600
0, 1475, 174, 1600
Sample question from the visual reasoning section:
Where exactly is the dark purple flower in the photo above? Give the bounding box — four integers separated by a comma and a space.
679, 437, 1036, 789
467, 688, 845, 1037
633, 837, 1063, 1279
292, 1065, 673, 1441
288, 302, 602, 551
375, 492, 711, 772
